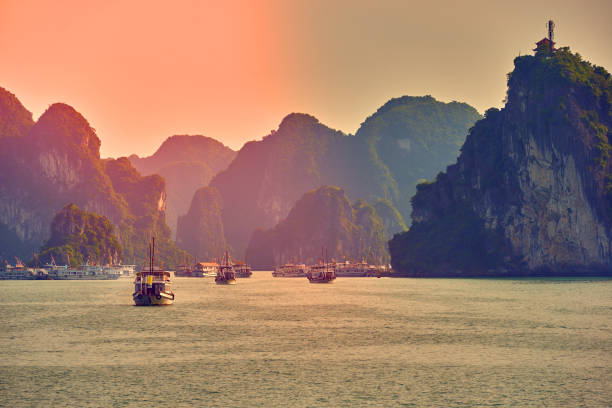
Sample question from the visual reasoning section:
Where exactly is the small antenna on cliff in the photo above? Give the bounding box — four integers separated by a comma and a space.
547, 20, 555, 43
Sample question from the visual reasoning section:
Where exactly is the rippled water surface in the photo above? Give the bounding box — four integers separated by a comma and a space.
1, 274, 611, 407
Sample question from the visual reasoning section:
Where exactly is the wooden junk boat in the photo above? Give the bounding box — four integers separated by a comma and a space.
306, 262, 336, 283
215, 250, 237, 285
133, 237, 175, 306
306, 248, 336, 283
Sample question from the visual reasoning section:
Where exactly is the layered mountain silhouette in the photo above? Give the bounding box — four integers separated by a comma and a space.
198, 98, 480, 257
129, 135, 235, 236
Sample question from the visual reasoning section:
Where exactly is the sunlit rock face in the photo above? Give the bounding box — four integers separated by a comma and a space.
0, 92, 182, 265
390, 48, 612, 277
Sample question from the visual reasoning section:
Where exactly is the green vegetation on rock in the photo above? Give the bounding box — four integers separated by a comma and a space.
355, 95, 482, 219
34, 204, 122, 267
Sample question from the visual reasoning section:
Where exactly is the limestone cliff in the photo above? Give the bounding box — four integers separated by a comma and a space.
210, 99, 480, 258
129, 135, 236, 236
35, 204, 122, 267
176, 186, 226, 258
210, 113, 399, 256
0, 87, 34, 139
245, 186, 390, 269
389, 47, 612, 276
356, 95, 481, 219
0, 92, 186, 266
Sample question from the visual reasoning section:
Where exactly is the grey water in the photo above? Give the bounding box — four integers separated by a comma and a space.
1, 274, 610, 407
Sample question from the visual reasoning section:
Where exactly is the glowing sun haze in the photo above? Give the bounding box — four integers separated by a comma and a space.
1, 0, 611, 158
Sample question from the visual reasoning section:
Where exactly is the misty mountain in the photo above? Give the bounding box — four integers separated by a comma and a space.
207, 97, 480, 257
209, 113, 399, 256
355, 95, 482, 219
245, 186, 390, 269
129, 135, 236, 236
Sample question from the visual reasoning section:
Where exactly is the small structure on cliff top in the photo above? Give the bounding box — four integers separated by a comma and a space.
534, 20, 556, 53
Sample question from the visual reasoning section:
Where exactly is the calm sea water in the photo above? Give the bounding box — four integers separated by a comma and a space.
0, 274, 610, 407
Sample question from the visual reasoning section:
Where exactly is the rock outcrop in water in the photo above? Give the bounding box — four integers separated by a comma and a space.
35, 204, 122, 267
245, 186, 390, 269
0, 90, 186, 266
389, 46, 612, 276
129, 135, 235, 236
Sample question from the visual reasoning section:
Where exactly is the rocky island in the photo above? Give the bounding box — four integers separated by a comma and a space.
390, 45, 612, 276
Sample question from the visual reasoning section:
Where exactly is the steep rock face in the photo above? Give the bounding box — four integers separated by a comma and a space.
0, 103, 125, 258
390, 47, 612, 276
35, 204, 122, 267
129, 135, 236, 235
211, 113, 399, 256
0, 94, 185, 266
0, 87, 34, 139
176, 186, 226, 258
245, 186, 390, 269
355, 95, 481, 219
373, 198, 407, 239
102, 157, 186, 266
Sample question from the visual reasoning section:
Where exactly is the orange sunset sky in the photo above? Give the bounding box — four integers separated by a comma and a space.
1, 0, 611, 158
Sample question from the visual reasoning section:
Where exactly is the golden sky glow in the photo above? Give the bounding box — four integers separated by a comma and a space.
1, 0, 611, 157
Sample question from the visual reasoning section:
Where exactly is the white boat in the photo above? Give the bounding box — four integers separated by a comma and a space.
273, 263, 307, 277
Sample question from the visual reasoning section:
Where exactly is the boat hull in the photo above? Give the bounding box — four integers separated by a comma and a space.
215, 278, 237, 285
133, 293, 174, 306
307, 279, 335, 283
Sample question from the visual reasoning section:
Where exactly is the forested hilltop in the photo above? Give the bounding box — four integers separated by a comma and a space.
390, 46, 612, 276
34, 204, 122, 267
355, 95, 481, 219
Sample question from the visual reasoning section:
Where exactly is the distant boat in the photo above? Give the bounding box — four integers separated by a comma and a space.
333, 261, 370, 277
133, 237, 174, 306
306, 263, 336, 283
194, 262, 219, 277
174, 261, 193, 277
233, 261, 252, 278
215, 249, 236, 285
41, 256, 121, 280
273, 263, 307, 277
175, 261, 219, 277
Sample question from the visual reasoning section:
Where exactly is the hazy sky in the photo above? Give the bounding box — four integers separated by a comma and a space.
1, 0, 611, 158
